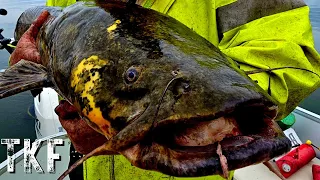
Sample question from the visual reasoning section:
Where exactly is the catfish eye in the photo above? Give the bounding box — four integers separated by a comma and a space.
125, 67, 139, 83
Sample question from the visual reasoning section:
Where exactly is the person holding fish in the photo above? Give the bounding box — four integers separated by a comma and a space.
7, 0, 320, 180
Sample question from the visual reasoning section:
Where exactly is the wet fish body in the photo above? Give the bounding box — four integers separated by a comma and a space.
1, 1, 291, 178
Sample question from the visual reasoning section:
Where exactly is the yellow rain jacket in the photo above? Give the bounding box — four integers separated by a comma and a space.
46, 0, 76, 7
46, 0, 320, 180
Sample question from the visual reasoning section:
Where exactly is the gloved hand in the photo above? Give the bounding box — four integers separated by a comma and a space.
54, 100, 110, 155
9, 10, 49, 66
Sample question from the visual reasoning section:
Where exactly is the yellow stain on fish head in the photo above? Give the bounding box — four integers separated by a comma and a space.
107, 19, 121, 33
71, 55, 114, 138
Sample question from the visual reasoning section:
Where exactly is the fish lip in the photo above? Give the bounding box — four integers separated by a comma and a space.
131, 135, 291, 177
122, 103, 292, 177
219, 135, 291, 173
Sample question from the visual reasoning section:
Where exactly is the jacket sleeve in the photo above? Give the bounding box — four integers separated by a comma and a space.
217, 1, 320, 119
46, 0, 76, 7
144, 0, 236, 46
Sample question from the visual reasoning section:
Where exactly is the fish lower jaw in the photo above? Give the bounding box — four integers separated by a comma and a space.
122, 134, 291, 177
121, 115, 291, 177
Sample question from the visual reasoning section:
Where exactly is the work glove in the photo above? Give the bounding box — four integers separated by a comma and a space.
9, 10, 49, 66
55, 100, 110, 155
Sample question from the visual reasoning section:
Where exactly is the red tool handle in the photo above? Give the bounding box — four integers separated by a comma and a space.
276, 144, 316, 178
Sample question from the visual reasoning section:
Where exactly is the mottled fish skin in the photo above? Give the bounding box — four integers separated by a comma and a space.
14, 6, 62, 41
32, 2, 268, 136
13, 1, 291, 177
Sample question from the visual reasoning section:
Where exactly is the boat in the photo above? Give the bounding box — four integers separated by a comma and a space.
33, 88, 65, 139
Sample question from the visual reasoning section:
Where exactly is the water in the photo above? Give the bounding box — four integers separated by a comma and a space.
299, 0, 320, 114
0, 0, 319, 163
0, 0, 46, 163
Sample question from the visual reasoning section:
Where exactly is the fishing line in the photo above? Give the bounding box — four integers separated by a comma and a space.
7, 44, 16, 48
154, 76, 182, 119
27, 104, 36, 119
58, 142, 109, 180
148, 74, 183, 137
27, 104, 42, 137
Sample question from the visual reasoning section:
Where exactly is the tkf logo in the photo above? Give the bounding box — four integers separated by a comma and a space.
1, 139, 63, 173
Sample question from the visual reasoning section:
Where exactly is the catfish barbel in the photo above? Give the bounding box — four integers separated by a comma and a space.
1, 1, 291, 179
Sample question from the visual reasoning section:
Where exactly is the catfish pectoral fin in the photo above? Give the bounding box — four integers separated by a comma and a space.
0, 60, 52, 99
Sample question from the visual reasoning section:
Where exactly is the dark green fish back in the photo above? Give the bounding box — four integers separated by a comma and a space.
14, 6, 62, 41
9, 2, 274, 113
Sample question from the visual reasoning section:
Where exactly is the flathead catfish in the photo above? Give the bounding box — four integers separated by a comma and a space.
2, 1, 291, 179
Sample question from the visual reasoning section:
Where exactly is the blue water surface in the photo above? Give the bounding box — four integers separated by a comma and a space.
0, 0, 46, 163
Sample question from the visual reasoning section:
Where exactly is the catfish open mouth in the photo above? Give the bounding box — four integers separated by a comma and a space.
121, 103, 292, 177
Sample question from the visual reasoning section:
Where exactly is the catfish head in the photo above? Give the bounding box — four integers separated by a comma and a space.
120, 54, 290, 177
68, 44, 291, 178
66, 3, 291, 176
